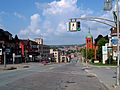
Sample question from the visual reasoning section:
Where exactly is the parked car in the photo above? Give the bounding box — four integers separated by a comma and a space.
42, 60, 47, 63
41, 60, 50, 63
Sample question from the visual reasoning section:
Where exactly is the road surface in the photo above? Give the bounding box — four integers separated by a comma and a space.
0, 57, 108, 90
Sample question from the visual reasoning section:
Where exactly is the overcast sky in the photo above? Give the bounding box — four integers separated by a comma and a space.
0, 0, 119, 45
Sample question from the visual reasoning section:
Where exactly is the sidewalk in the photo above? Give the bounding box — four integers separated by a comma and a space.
0, 63, 29, 70
82, 62, 120, 90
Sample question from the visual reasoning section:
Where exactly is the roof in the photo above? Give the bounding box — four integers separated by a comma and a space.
20, 39, 29, 45
86, 30, 93, 38
0, 29, 13, 41
20, 39, 38, 45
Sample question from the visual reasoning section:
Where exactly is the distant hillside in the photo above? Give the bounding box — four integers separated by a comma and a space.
50, 43, 85, 49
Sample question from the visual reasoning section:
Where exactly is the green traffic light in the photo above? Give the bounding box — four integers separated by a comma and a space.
78, 28, 81, 31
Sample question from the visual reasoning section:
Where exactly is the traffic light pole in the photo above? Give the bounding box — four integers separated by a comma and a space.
70, 17, 115, 28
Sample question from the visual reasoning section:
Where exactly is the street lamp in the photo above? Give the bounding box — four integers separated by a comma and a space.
104, 0, 113, 11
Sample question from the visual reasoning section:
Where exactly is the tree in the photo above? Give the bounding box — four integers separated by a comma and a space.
14, 34, 19, 42
87, 49, 95, 59
97, 38, 109, 62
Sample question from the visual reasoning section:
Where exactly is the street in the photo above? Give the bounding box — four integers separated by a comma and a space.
0, 57, 108, 90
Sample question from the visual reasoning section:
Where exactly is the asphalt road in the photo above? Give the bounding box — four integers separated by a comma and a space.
0, 57, 108, 90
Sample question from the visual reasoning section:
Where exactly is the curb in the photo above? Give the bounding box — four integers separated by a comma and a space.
0, 65, 29, 70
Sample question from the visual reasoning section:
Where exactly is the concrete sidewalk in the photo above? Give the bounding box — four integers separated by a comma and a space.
0, 64, 29, 70
82, 63, 120, 90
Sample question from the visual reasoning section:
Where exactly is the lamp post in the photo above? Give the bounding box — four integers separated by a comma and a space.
116, 0, 120, 86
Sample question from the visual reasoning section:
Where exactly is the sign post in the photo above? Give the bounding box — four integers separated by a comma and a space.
13, 53, 15, 64
102, 46, 108, 64
4, 52, 6, 68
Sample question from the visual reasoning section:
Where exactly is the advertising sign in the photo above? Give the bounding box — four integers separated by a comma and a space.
102, 46, 107, 54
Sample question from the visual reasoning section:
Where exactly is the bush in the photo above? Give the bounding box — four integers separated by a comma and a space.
106, 55, 113, 64
91, 58, 95, 63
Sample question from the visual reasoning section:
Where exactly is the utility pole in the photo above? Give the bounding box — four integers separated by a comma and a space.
86, 45, 88, 67
116, 0, 120, 86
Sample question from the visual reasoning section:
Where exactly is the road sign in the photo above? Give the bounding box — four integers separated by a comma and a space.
0, 49, 2, 55
6, 49, 10, 53
112, 39, 118, 45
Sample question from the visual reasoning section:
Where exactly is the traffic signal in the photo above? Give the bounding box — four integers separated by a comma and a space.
77, 21, 81, 31
67, 21, 81, 32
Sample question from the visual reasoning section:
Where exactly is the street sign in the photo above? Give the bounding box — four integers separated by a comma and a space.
0, 49, 2, 55
29, 55, 32, 58
6, 49, 10, 53
112, 39, 118, 45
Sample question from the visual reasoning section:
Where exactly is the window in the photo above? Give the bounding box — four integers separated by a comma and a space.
89, 40, 91, 43
87, 40, 88, 43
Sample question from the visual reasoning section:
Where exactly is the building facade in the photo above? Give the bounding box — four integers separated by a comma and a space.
50, 49, 60, 63
34, 38, 43, 45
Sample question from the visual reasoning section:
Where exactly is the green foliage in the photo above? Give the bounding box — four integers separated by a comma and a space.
65, 50, 76, 55
79, 48, 86, 58
80, 48, 95, 60
97, 38, 109, 61
106, 55, 113, 64
87, 49, 95, 59
89, 62, 117, 66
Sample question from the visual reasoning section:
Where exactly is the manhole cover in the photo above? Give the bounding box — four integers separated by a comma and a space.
66, 81, 76, 83
87, 75, 95, 78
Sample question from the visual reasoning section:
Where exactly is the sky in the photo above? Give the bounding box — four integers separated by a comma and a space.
0, 0, 119, 45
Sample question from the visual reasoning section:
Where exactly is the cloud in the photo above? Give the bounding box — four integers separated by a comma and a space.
35, 2, 49, 10
41, 0, 95, 44
42, 0, 93, 34
55, 22, 67, 35
32, 0, 94, 44
20, 0, 118, 44
19, 14, 41, 38
14, 12, 26, 20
